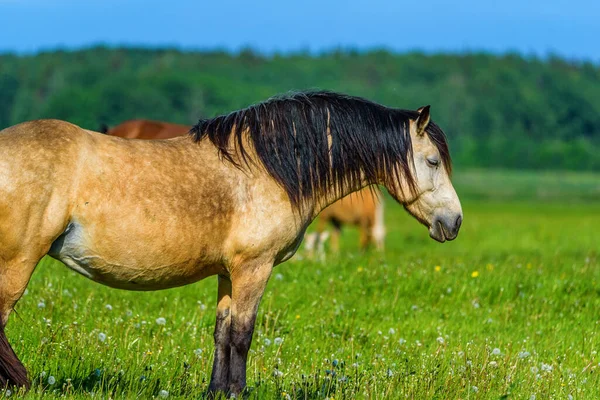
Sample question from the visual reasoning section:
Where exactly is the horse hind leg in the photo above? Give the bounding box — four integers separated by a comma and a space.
0, 259, 37, 390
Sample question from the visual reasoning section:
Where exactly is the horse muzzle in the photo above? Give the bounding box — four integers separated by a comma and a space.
429, 214, 462, 243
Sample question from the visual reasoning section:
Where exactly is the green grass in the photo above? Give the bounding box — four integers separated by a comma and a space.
2, 170, 600, 399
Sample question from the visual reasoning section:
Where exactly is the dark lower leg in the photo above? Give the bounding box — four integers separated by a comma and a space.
0, 323, 29, 389
208, 276, 232, 393
228, 263, 272, 395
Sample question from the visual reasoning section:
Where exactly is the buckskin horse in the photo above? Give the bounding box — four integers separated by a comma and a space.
0, 91, 462, 395
100, 119, 190, 139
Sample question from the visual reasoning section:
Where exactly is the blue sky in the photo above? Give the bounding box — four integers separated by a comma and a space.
0, 0, 598, 61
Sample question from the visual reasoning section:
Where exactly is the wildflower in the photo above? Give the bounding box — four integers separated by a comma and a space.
386, 368, 394, 377
541, 363, 552, 372
531, 366, 539, 373
357, 266, 364, 272
273, 369, 283, 378
519, 351, 531, 359
98, 332, 106, 342
275, 273, 283, 281
105, 304, 113, 311
471, 386, 478, 393
434, 265, 441, 272
471, 271, 479, 278
274, 337, 283, 346
489, 361, 498, 368
4, 389, 11, 397
437, 337, 445, 345
48, 376, 56, 385
486, 263, 494, 271
411, 305, 418, 311
158, 389, 169, 398
388, 328, 396, 335
38, 301, 46, 309
156, 317, 166, 326
492, 348, 501, 356
264, 338, 272, 346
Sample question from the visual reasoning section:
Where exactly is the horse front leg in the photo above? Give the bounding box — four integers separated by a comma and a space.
228, 262, 273, 395
208, 275, 232, 394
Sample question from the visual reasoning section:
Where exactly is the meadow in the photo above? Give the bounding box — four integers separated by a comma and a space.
2, 169, 599, 399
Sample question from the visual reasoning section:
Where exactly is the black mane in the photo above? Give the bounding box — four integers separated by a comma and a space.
190, 91, 451, 208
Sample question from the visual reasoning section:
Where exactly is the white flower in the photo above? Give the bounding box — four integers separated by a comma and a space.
388, 328, 396, 335
273, 369, 284, 378
399, 338, 406, 345
126, 310, 133, 317
541, 363, 552, 372
489, 361, 498, 368
4, 389, 11, 397
386, 368, 394, 377
275, 273, 284, 281
158, 389, 169, 398
98, 332, 106, 342
530, 396, 536, 400
264, 338, 272, 346
105, 304, 113, 311
492, 348, 501, 356
471, 386, 478, 393
194, 348, 203, 357
519, 351, 531, 359
156, 317, 166, 326
38, 301, 46, 309
274, 337, 283, 346
436, 337, 445, 345
47, 375, 56, 385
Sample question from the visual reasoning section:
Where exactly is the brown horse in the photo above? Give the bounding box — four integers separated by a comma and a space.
305, 187, 384, 256
100, 119, 190, 139
0, 91, 462, 396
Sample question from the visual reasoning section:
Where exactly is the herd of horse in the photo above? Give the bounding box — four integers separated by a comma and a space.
0, 91, 462, 395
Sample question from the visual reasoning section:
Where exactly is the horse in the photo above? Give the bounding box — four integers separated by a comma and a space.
0, 91, 462, 396
100, 119, 190, 139
304, 187, 384, 257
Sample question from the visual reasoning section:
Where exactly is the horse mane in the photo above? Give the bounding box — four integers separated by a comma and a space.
190, 91, 451, 208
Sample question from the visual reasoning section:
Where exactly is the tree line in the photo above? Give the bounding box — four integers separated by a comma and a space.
1, 46, 599, 170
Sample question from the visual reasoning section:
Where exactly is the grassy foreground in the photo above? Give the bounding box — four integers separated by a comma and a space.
2, 170, 599, 399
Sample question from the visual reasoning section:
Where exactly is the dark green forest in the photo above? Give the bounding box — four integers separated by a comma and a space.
1, 47, 599, 170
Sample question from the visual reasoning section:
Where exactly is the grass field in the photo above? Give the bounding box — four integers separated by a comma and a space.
2, 169, 599, 399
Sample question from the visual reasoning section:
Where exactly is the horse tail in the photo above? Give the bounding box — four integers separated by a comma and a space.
0, 324, 30, 390
372, 196, 385, 251
99, 123, 109, 134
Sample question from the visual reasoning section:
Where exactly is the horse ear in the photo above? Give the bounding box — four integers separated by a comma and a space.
415, 105, 430, 136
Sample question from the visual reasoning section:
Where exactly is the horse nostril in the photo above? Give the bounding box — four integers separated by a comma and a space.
455, 215, 462, 232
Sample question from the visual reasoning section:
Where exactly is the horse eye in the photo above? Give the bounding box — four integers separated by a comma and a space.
427, 158, 440, 167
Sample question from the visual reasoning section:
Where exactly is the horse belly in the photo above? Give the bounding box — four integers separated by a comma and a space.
48, 222, 222, 291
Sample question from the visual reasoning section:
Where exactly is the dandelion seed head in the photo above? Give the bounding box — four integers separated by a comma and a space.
158, 389, 169, 398
105, 304, 112, 311
155, 317, 166, 326
98, 332, 106, 342
47, 376, 56, 385
492, 348, 501, 356
274, 337, 283, 346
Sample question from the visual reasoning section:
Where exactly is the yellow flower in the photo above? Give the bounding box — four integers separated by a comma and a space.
434, 265, 441, 272
295, 314, 300, 319
471, 271, 479, 278
357, 266, 364, 272
486, 263, 494, 271
526, 263, 532, 269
